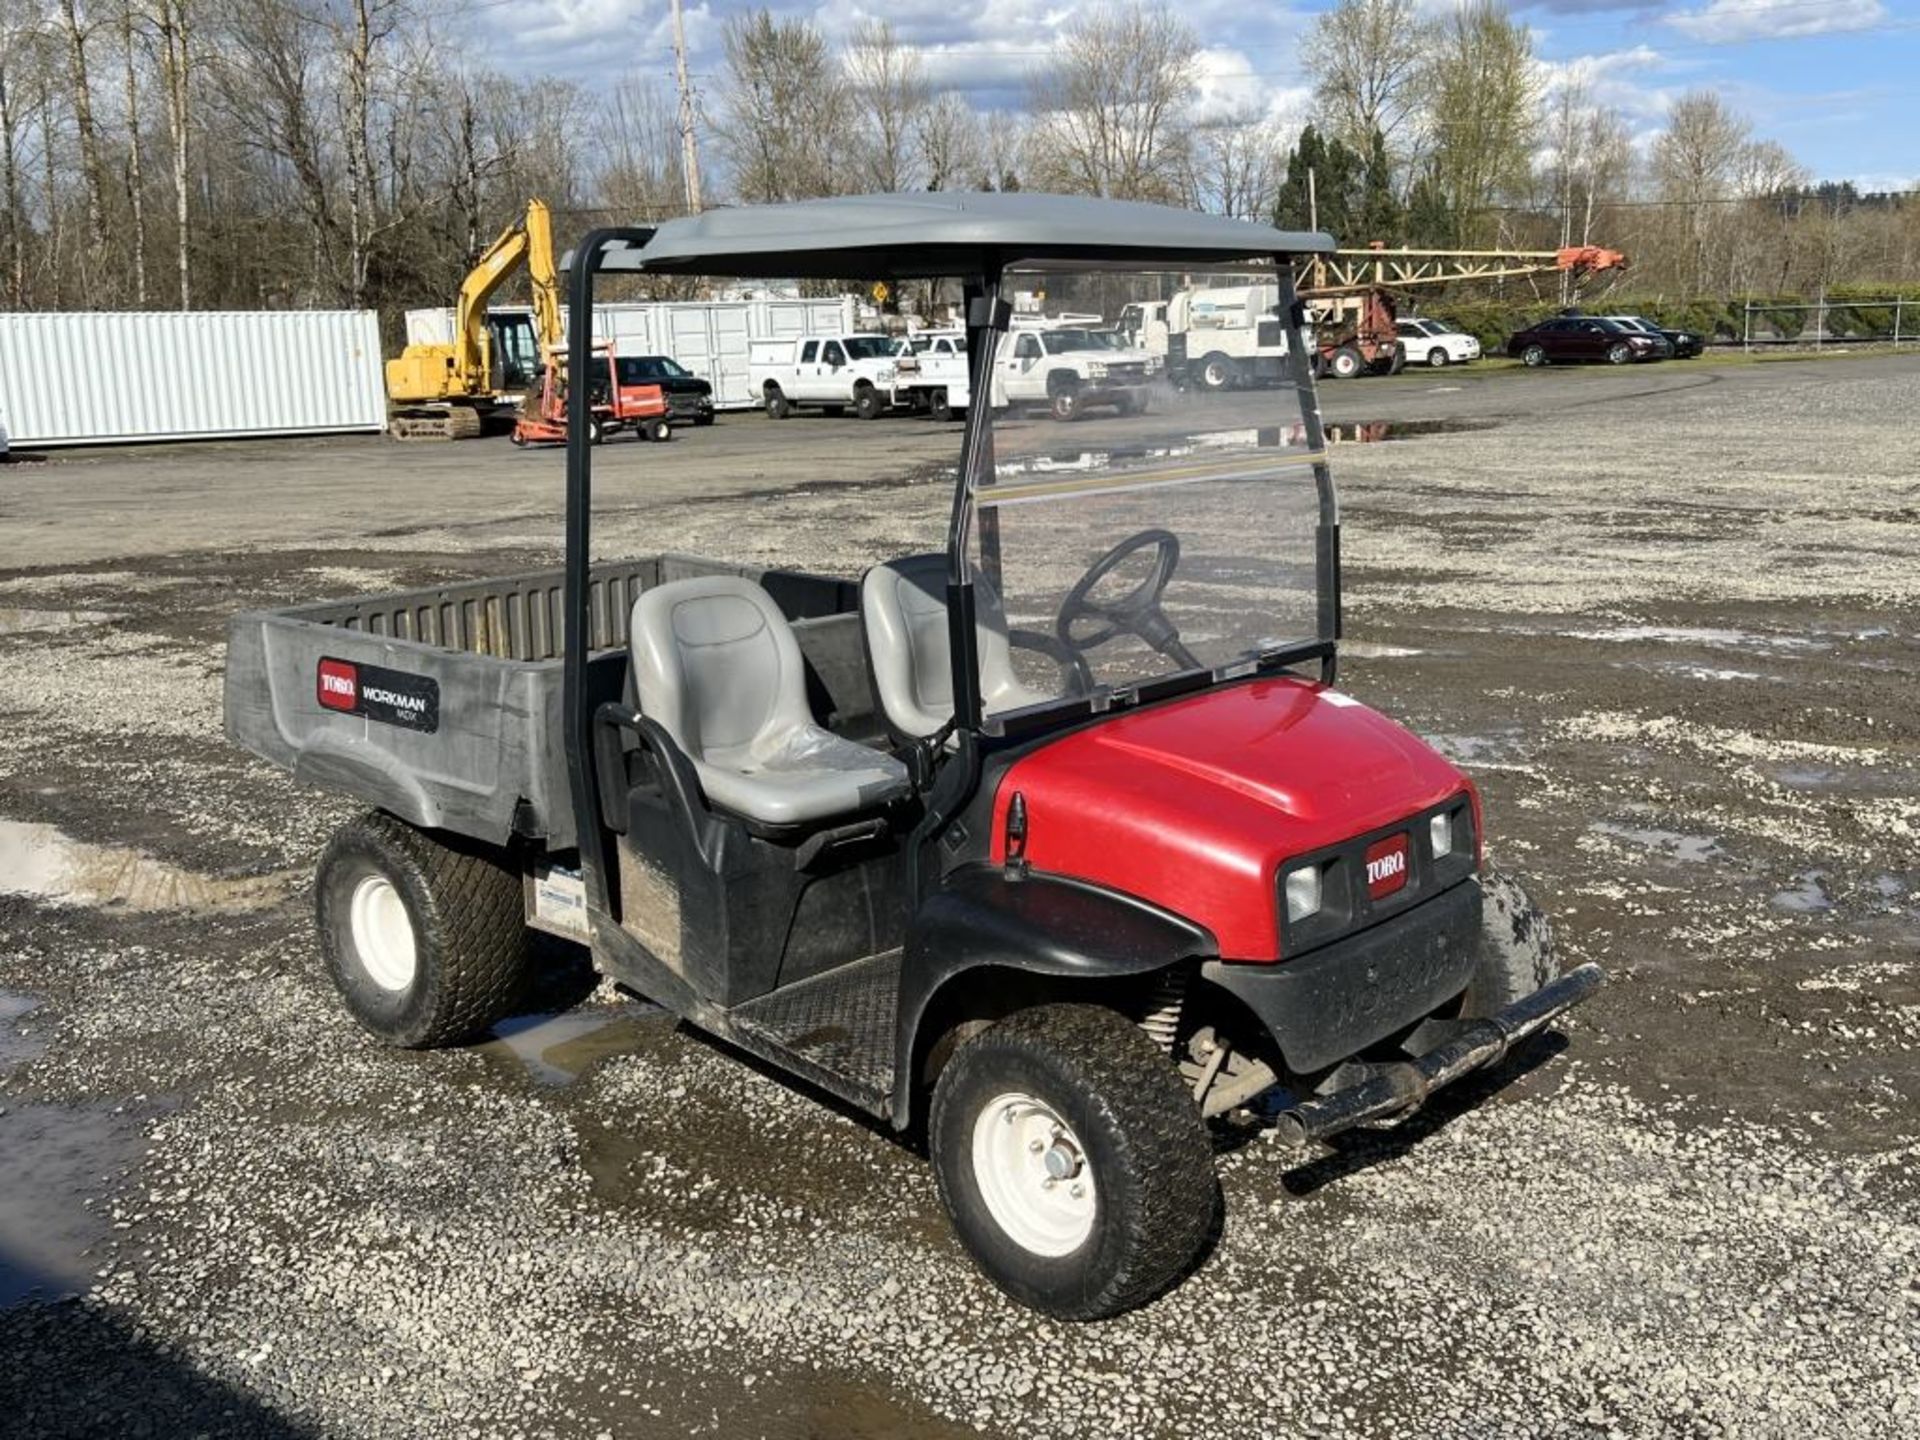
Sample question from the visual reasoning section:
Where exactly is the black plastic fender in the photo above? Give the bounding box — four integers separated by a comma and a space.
890, 865, 1216, 1126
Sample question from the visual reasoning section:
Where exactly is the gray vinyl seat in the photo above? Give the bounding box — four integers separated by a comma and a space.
860, 554, 1056, 740
630, 575, 910, 827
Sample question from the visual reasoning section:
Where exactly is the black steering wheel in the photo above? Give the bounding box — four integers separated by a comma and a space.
1056, 529, 1201, 671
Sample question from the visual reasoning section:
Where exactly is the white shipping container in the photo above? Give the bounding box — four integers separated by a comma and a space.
401, 296, 859, 409
0, 310, 387, 448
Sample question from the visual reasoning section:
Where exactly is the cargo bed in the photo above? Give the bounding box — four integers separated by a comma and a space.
224, 554, 877, 850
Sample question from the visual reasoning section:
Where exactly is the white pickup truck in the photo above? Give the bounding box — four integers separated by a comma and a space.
749, 334, 900, 419
994, 325, 1156, 421
890, 330, 970, 421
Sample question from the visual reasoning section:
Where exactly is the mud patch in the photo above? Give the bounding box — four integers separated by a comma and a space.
0, 1104, 147, 1308
0, 819, 290, 912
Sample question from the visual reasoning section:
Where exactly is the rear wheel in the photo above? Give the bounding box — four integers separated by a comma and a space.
1521, 344, 1548, 368
853, 384, 884, 420
1330, 345, 1364, 380
643, 417, 671, 442
316, 812, 529, 1049
1428, 347, 1449, 368
765, 386, 792, 419
587, 418, 604, 445
929, 1004, 1217, 1320
1198, 352, 1235, 391
929, 388, 953, 423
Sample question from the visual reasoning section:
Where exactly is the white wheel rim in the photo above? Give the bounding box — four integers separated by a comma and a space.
348, 874, 418, 992
970, 1091, 1096, 1258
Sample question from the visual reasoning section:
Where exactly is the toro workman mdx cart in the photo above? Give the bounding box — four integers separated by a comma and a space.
226, 193, 1603, 1319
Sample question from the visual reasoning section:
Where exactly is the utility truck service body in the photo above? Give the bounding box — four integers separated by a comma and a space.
226, 192, 1602, 1321
890, 330, 970, 419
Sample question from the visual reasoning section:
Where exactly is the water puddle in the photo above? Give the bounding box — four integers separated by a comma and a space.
1426, 733, 1519, 765
0, 1103, 147, 1308
0, 819, 289, 913
1344, 640, 1426, 659
1569, 624, 1822, 654
0, 607, 115, 636
1590, 822, 1724, 864
483, 1004, 656, 1086
1776, 766, 1844, 789
1773, 872, 1835, 914
1322, 418, 1499, 444
0, 991, 46, 1070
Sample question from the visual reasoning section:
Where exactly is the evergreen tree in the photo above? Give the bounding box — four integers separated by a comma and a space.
1273, 123, 1364, 242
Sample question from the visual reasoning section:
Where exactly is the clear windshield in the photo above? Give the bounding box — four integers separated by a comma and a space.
843, 336, 895, 360
964, 264, 1329, 730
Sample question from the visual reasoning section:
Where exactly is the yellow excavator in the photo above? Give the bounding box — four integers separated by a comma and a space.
385, 199, 563, 441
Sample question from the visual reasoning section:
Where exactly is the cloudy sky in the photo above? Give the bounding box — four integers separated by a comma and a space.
477, 0, 1920, 191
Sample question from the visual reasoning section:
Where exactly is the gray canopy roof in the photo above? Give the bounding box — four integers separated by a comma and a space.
581, 192, 1333, 279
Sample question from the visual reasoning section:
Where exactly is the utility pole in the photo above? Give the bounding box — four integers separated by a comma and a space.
670, 0, 703, 215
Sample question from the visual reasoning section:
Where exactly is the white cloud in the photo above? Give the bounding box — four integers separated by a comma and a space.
1666, 0, 1887, 44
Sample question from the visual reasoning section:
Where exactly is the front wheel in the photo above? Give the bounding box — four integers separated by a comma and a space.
316, 812, 529, 1049
929, 1004, 1217, 1320
1329, 345, 1364, 380
1521, 344, 1548, 368
1607, 342, 1633, 365
1198, 353, 1235, 391
853, 385, 884, 420
1461, 868, 1558, 1017
1428, 347, 1449, 368
643, 417, 670, 442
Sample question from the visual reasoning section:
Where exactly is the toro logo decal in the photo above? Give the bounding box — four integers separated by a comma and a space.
1364, 833, 1410, 901
315, 657, 440, 734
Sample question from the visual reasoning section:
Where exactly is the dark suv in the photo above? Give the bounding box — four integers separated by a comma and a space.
610, 355, 715, 424
1507, 316, 1668, 367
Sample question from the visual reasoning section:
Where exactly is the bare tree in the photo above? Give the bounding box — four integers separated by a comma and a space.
917, 91, 981, 192
1025, 2, 1198, 202
57, 0, 110, 285
145, 0, 190, 306
1303, 0, 1428, 168
1651, 90, 1752, 292
0, 0, 35, 304
843, 19, 926, 193
982, 108, 1024, 192
1187, 110, 1289, 220
117, 0, 145, 304
713, 9, 847, 204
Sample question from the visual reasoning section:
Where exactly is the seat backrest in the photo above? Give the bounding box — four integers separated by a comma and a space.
860, 554, 1029, 740
630, 575, 812, 765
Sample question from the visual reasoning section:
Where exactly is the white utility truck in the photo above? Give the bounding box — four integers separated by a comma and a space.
749, 334, 900, 419
889, 330, 970, 421
1157, 283, 1299, 391
993, 323, 1155, 421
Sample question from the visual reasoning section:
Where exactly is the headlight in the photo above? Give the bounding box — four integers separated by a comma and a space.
1283, 866, 1321, 922
1430, 811, 1453, 859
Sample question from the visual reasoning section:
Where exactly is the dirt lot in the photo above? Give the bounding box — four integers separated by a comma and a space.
2, 353, 1917, 1438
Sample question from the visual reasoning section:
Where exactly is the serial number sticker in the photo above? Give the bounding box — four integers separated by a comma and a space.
315, 657, 440, 733
532, 864, 589, 937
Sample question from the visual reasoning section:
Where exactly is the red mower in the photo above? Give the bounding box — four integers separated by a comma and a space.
227, 192, 1604, 1320
512, 341, 671, 447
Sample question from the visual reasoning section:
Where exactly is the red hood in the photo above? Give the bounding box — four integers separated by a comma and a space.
988, 677, 1469, 960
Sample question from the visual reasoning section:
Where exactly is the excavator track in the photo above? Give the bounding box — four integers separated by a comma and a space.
388, 406, 486, 442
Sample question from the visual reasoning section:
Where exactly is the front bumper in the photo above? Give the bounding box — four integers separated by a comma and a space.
1201, 878, 1484, 1073
1270, 962, 1606, 1146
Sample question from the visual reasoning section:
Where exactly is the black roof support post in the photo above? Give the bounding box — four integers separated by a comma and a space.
564, 226, 655, 916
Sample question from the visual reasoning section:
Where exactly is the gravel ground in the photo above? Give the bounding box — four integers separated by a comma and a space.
1, 353, 1917, 1438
